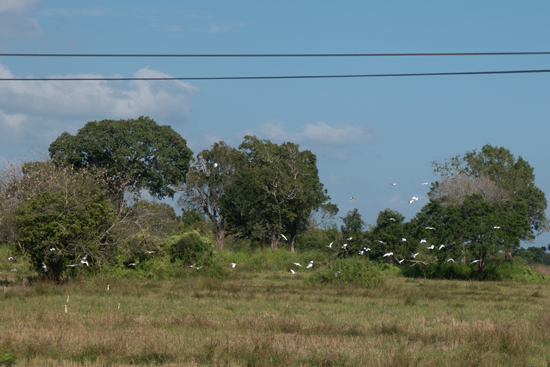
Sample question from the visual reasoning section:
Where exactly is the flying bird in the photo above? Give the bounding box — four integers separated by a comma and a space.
128, 262, 139, 267
383, 252, 393, 257
471, 260, 480, 264
327, 242, 333, 248
67, 295, 69, 303
350, 196, 355, 202
420, 239, 427, 244
411, 253, 419, 258
358, 251, 364, 256
306, 261, 313, 269
389, 183, 397, 186
407, 199, 415, 204
7, 257, 13, 261
213, 163, 219, 168
346, 237, 353, 240
10, 267, 17, 272
145, 251, 156, 254
281, 234, 288, 241
397, 259, 405, 264
389, 218, 396, 222
427, 245, 434, 250
66, 264, 78, 267
231, 263, 237, 268
290, 269, 296, 274
363, 247, 371, 252
80, 260, 89, 266
447, 259, 454, 263
422, 183, 429, 185
494, 226, 501, 229
65, 305, 67, 313
402, 238, 407, 242
293, 262, 302, 267
335, 270, 343, 278
42, 263, 47, 272
49, 248, 56, 251
412, 196, 419, 201
438, 245, 445, 250
376, 240, 386, 244
342, 243, 348, 249
425, 227, 435, 230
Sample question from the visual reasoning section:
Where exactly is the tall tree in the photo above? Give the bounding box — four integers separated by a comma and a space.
222, 136, 332, 252
48, 116, 193, 200
431, 144, 548, 240
177, 142, 245, 250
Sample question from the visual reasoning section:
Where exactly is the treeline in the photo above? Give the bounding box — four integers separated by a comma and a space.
0, 117, 548, 281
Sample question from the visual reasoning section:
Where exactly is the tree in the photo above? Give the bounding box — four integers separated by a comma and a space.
48, 116, 193, 200
368, 209, 415, 262
222, 136, 332, 252
432, 144, 548, 239
340, 208, 366, 255
177, 142, 245, 250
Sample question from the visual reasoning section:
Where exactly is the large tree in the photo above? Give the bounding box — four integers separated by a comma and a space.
222, 136, 332, 252
177, 142, 245, 250
431, 144, 548, 239
49, 116, 193, 200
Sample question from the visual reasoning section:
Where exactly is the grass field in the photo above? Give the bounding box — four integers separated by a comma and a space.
2, 264, 550, 367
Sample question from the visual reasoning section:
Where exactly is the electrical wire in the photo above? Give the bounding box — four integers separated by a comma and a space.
1, 52, 550, 57
1, 69, 549, 82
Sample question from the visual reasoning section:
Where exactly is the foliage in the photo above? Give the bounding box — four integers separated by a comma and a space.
514, 246, 550, 265
48, 116, 193, 200
168, 231, 215, 267
177, 141, 245, 250
0, 350, 16, 367
222, 136, 333, 252
368, 209, 416, 261
309, 258, 384, 288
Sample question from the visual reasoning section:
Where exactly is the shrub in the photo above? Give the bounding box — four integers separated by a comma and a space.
0, 350, 16, 367
308, 258, 383, 288
169, 231, 215, 267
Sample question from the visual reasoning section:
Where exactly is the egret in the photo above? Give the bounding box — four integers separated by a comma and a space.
118, 303, 120, 309
281, 234, 288, 241
67, 295, 69, 303
327, 242, 333, 248
422, 183, 429, 185
471, 260, 480, 264
42, 262, 47, 272
376, 240, 386, 244
293, 262, 302, 267
346, 237, 353, 240
412, 196, 419, 201
66, 264, 78, 267
107, 285, 109, 291
81, 260, 89, 266
335, 270, 343, 278
425, 227, 435, 230
290, 269, 296, 274
397, 259, 405, 264
145, 251, 156, 254
402, 238, 407, 242
65, 305, 67, 313
213, 163, 218, 168
389, 218, 396, 222
427, 245, 434, 250
49, 248, 56, 251
407, 200, 415, 204
447, 259, 454, 263
7, 257, 13, 261
350, 196, 355, 202
364, 248, 371, 252
189, 264, 196, 268
82, 254, 88, 260
10, 268, 16, 272
342, 244, 348, 249
438, 245, 445, 250
231, 263, 237, 268
494, 226, 501, 229
359, 251, 364, 256
128, 262, 139, 267
420, 239, 427, 244
411, 253, 419, 258
389, 183, 397, 186
383, 252, 393, 257
306, 261, 313, 269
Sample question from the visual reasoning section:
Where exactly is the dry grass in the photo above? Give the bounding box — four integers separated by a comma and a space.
1, 274, 550, 366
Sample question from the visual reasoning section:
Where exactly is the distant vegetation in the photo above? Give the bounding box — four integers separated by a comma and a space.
0, 116, 548, 283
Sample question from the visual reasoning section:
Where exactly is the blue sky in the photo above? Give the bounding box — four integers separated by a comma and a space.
1, 1, 550, 247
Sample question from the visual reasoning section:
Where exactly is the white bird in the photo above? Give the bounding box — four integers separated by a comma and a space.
66, 264, 78, 267
189, 264, 196, 268
364, 247, 371, 252
494, 226, 501, 229
107, 285, 109, 291
65, 305, 67, 313
49, 248, 56, 251
335, 270, 343, 278
422, 182, 429, 185
412, 196, 419, 201
42, 263, 47, 272
407, 199, 415, 204
425, 227, 435, 230
383, 252, 393, 257
359, 251, 364, 256
342, 243, 348, 249
389, 183, 397, 186
118, 303, 120, 309
290, 269, 296, 274
7, 257, 13, 261
471, 260, 480, 264
82, 254, 88, 260
376, 240, 386, 244
145, 251, 156, 254
427, 245, 434, 250
346, 237, 353, 240
389, 218, 396, 222
231, 263, 237, 268
67, 295, 69, 302
293, 262, 302, 267
327, 242, 333, 248
281, 234, 288, 241
397, 259, 405, 264
447, 259, 454, 263
411, 253, 419, 258
438, 245, 445, 250
349, 196, 355, 202
10, 268, 17, 272
195, 266, 203, 270
80, 260, 89, 266
128, 262, 139, 267
420, 239, 427, 244
402, 238, 407, 242
213, 163, 219, 168
306, 261, 313, 269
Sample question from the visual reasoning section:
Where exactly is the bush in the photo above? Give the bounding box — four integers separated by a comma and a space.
0, 350, 16, 367
485, 262, 550, 282
402, 262, 472, 280
308, 258, 383, 288
169, 231, 215, 267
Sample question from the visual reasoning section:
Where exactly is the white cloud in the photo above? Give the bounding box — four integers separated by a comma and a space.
251, 121, 377, 146
0, 15, 43, 39
0, 64, 199, 146
0, 0, 41, 14
207, 22, 243, 33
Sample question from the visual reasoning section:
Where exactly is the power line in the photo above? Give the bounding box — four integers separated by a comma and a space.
1, 69, 549, 82
1, 52, 550, 58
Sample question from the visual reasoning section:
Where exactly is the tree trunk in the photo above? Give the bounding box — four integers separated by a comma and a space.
504, 251, 512, 261
271, 235, 279, 249
215, 229, 226, 251
478, 252, 487, 278
290, 235, 297, 253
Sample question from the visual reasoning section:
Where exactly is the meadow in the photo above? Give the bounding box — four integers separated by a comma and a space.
1, 252, 550, 366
